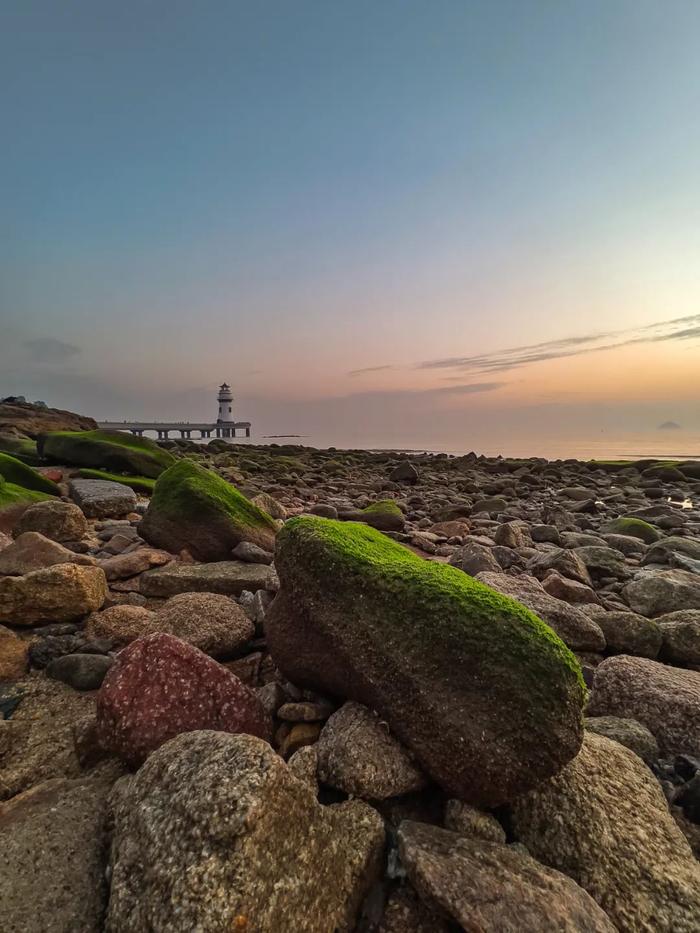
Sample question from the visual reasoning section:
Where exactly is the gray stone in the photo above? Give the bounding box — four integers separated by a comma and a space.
139, 560, 278, 597
658, 610, 700, 668
231, 540, 274, 564
448, 541, 501, 575
69, 478, 137, 519
46, 653, 113, 691
624, 569, 700, 617
584, 715, 659, 763
586, 608, 661, 658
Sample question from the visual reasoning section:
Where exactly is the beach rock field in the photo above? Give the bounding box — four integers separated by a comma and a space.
1, 405, 700, 930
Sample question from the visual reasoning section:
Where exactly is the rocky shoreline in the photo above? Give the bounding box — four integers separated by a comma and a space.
0, 403, 699, 931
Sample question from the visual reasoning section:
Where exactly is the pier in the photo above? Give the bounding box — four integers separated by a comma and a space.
98, 382, 251, 440
97, 420, 251, 440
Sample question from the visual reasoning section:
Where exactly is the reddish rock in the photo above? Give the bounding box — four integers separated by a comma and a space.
95, 633, 271, 765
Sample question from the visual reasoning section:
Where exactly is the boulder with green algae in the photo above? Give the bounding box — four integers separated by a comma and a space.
359, 499, 405, 532
39, 429, 174, 478
265, 517, 586, 807
601, 516, 660, 544
140, 459, 278, 561
0, 453, 59, 496
0, 434, 41, 465
0, 476, 52, 513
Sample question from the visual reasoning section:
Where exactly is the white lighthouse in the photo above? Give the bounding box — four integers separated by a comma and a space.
217, 383, 234, 424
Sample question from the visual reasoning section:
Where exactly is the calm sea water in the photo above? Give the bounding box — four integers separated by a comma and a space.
195, 429, 700, 461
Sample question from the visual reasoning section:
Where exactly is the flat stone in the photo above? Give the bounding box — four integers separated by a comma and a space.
98, 548, 171, 581
624, 569, 700, 617
397, 821, 615, 932
0, 532, 96, 576
584, 715, 659, 763
68, 479, 137, 519
139, 561, 278, 597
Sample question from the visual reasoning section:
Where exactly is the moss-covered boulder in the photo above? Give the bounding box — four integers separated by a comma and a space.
0, 476, 53, 513
39, 430, 174, 478
265, 517, 586, 807
0, 434, 41, 465
601, 516, 661, 544
77, 469, 155, 495
139, 459, 278, 561
360, 499, 406, 532
0, 453, 59, 496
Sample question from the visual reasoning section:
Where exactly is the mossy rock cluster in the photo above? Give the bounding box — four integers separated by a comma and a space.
602, 516, 661, 544
0, 476, 53, 512
77, 469, 155, 495
265, 516, 586, 807
139, 459, 278, 561
39, 430, 175, 478
0, 453, 59, 496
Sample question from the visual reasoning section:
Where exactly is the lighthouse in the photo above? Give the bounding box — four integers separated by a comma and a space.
217, 383, 234, 424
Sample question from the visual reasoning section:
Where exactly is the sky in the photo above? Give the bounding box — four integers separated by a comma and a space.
2, 1, 700, 455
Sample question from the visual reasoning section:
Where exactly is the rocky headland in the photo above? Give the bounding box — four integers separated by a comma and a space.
1, 400, 700, 931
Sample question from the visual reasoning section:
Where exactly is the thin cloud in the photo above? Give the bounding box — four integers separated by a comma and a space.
418, 312, 700, 376
24, 337, 81, 362
348, 364, 394, 377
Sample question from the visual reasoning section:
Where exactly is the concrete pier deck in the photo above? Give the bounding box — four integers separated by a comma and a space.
98, 421, 251, 439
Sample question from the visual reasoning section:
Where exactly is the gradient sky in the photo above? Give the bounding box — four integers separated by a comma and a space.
2, 1, 700, 454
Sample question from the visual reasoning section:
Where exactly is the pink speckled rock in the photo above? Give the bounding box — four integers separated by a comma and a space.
95, 633, 271, 766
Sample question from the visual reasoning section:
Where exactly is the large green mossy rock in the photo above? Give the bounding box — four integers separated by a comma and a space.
0, 454, 59, 496
266, 517, 586, 807
602, 516, 661, 544
39, 430, 174, 478
0, 435, 41, 465
0, 476, 53, 513
139, 459, 278, 561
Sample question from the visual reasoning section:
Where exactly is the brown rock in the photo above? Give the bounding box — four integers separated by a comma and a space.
84, 604, 156, 646
13, 499, 88, 543
443, 799, 506, 843
317, 702, 426, 800
0, 625, 29, 680
106, 731, 385, 932
397, 821, 615, 932
153, 591, 254, 657
98, 548, 172, 581
511, 733, 700, 932
0, 531, 96, 576
0, 563, 107, 626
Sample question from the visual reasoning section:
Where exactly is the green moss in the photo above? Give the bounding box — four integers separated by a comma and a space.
149, 458, 277, 530
40, 429, 175, 478
0, 435, 41, 465
77, 468, 156, 494
0, 453, 59, 495
279, 516, 586, 694
0, 476, 53, 511
602, 516, 660, 544
362, 499, 403, 516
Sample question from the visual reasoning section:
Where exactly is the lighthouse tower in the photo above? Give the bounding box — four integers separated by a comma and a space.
216, 383, 234, 424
